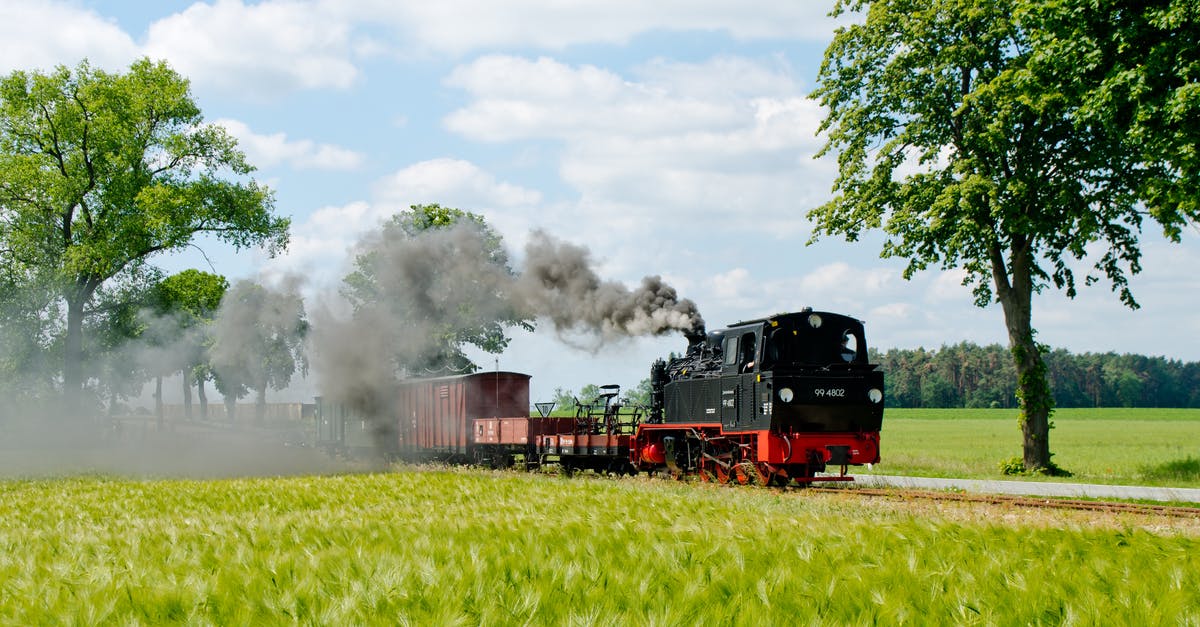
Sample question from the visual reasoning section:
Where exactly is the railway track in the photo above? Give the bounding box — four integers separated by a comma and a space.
809, 486, 1200, 518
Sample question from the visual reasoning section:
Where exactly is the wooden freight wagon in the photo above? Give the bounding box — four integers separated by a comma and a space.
394, 371, 531, 462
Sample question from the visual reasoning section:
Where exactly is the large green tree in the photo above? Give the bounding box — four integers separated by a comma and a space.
810, 0, 1199, 472
0, 58, 288, 415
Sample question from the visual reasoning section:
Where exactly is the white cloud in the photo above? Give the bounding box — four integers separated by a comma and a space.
263, 159, 543, 283
710, 268, 753, 302
143, 0, 361, 96
335, 1, 839, 55
869, 302, 915, 322
3, 2, 840, 100
444, 54, 831, 240
214, 119, 364, 171
800, 262, 896, 294
258, 200, 377, 289
0, 1, 138, 73
927, 268, 972, 303
372, 158, 542, 211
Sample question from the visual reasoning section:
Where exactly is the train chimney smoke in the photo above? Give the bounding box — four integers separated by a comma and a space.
309, 220, 704, 454
515, 230, 704, 340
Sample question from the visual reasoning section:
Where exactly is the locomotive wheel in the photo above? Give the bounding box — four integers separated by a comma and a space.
754, 462, 771, 486
714, 462, 732, 485
755, 462, 789, 487
787, 465, 812, 488
731, 462, 754, 485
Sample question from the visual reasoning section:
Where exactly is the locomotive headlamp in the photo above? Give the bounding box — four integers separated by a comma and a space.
807, 314, 823, 328
779, 387, 795, 403
868, 388, 883, 403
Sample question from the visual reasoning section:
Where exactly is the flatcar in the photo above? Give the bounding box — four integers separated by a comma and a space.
315, 308, 884, 485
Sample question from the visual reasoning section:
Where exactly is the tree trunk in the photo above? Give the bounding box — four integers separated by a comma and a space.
155, 375, 164, 430
197, 374, 208, 419
182, 370, 193, 420
63, 292, 87, 418
991, 239, 1056, 473
224, 395, 237, 423
255, 383, 267, 426
63, 277, 102, 420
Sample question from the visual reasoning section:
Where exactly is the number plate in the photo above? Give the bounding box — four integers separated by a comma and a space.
813, 388, 846, 398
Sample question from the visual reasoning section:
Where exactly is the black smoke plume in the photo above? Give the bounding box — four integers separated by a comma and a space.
516, 230, 703, 339
309, 221, 703, 454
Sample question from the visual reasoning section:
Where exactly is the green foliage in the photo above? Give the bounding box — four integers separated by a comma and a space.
873, 343, 1200, 408
0, 267, 61, 405
546, 386, 581, 415
999, 455, 1072, 478
2, 471, 1198, 624
152, 270, 227, 323
998, 456, 1027, 476
0, 58, 289, 402
624, 377, 653, 407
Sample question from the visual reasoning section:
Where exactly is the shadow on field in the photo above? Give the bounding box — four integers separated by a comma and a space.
0, 417, 380, 480
1140, 457, 1200, 483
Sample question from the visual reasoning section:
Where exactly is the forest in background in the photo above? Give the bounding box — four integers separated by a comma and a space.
870, 344, 1200, 409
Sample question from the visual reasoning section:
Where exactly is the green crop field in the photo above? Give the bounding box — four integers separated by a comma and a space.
1, 469, 1197, 624
863, 408, 1200, 486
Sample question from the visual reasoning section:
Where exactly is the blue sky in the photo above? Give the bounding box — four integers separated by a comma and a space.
4, 1, 1198, 403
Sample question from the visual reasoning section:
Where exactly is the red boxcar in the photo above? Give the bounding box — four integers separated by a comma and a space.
394, 371, 530, 461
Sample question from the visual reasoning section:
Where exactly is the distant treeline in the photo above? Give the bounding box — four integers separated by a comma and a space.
870, 343, 1200, 409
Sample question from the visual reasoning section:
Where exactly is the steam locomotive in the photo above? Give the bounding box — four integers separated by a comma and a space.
315, 308, 884, 485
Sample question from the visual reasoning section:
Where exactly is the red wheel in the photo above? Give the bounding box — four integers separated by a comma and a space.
732, 462, 754, 485
715, 462, 732, 485
756, 462, 789, 487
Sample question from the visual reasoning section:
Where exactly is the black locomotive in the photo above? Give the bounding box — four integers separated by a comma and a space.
639, 308, 884, 484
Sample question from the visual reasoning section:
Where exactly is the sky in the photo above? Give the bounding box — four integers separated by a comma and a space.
3, 0, 1198, 405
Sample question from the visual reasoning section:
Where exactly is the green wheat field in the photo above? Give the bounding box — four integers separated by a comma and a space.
2, 409, 1198, 623
2, 468, 1198, 625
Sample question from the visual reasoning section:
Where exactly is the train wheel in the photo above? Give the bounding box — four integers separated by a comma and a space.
755, 462, 788, 487
714, 462, 732, 485
753, 462, 770, 485
787, 465, 812, 488
732, 462, 754, 485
